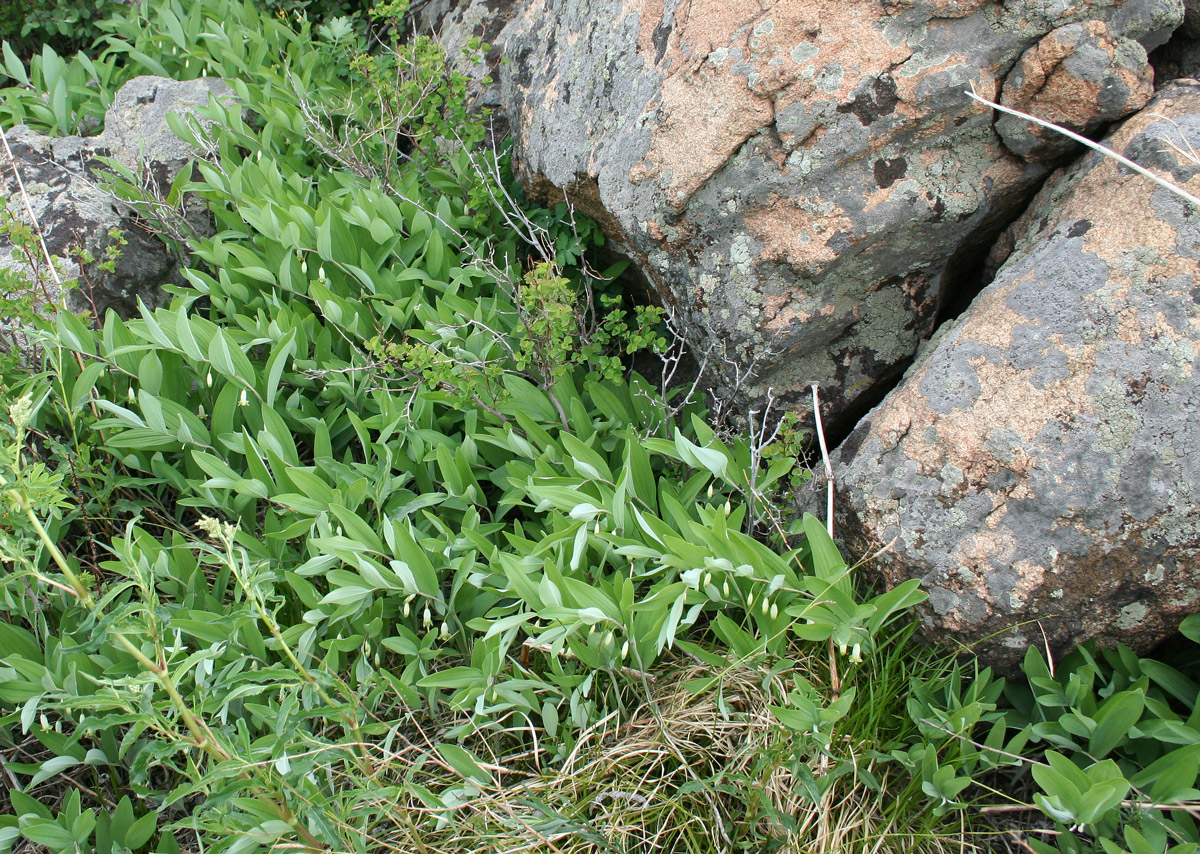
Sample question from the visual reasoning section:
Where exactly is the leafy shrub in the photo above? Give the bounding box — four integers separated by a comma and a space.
999, 627, 1200, 854
0, 0, 123, 62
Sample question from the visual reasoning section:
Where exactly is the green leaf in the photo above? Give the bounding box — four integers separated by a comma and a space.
419, 667, 484, 691
802, 513, 846, 578
1076, 776, 1129, 825
319, 586, 372, 606
29, 755, 79, 788
1031, 752, 1086, 808
263, 328, 297, 408
68, 360, 107, 412
866, 578, 926, 634
328, 505, 384, 553
1130, 745, 1200, 803
284, 468, 338, 506
56, 311, 94, 354
0, 622, 42, 662
436, 743, 492, 785
3, 42, 29, 85
561, 432, 612, 482
1120, 828, 1159, 854
1090, 689, 1145, 758
18, 818, 75, 851
317, 210, 333, 260
502, 375, 560, 424
673, 429, 728, 479
1180, 614, 1200, 644
207, 329, 255, 385
390, 522, 440, 597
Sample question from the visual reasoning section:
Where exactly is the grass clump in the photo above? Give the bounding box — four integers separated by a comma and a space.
0, 4, 1196, 854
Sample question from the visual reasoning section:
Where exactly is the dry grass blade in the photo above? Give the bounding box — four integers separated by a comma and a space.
341, 654, 984, 854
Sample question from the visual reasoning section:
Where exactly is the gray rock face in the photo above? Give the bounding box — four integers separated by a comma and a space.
414, 0, 520, 124
1183, 0, 1200, 37
834, 81, 1200, 671
997, 20, 1155, 162
0, 76, 230, 347
498, 0, 1183, 430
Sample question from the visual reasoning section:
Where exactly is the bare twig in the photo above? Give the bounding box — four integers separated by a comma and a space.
966, 86, 1200, 209
811, 382, 833, 538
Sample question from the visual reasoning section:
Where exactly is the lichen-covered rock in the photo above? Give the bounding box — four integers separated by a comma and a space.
413, 0, 519, 132
834, 80, 1200, 671
997, 21, 1155, 162
0, 76, 231, 341
498, 0, 1183, 430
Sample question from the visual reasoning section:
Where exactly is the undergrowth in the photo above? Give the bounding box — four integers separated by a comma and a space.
0, 2, 1196, 853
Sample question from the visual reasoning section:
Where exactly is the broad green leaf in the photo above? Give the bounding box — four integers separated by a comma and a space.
328, 504, 384, 553
1180, 613, 1200, 644
3, 42, 29, 85
673, 429, 728, 479
390, 522, 440, 596
28, 755, 79, 788
436, 743, 491, 785
418, 667, 484, 691
17, 818, 75, 851
1130, 745, 1200, 803
0, 622, 42, 661
802, 513, 845, 578
56, 311, 94, 354
1090, 689, 1145, 758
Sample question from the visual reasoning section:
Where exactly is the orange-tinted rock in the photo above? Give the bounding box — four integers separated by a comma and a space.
835, 81, 1200, 671
998, 20, 1156, 161
497, 0, 1183, 430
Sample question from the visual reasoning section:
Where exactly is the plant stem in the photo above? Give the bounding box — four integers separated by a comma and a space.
23, 504, 94, 608
21, 498, 327, 852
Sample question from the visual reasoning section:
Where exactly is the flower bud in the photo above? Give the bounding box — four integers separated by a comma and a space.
206, 371, 213, 387
770, 602, 779, 620
301, 260, 308, 274
761, 596, 770, 616
237, 388, 248, 407
746, 592, 754, 610
422, 606, 432, 628
440, 622, 451, 639
722, 580, 731, 597
620, 641, 630, 660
